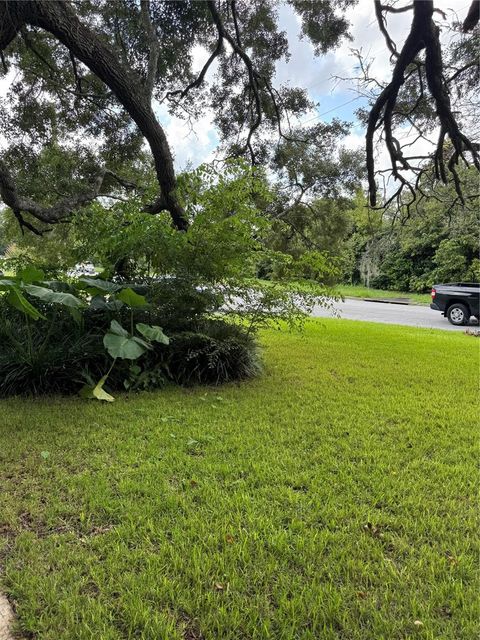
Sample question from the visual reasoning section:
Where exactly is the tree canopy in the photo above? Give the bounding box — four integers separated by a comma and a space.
0, 0, 478, 235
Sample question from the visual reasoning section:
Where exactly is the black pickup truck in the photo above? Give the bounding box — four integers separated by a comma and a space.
430, 282, 480, 325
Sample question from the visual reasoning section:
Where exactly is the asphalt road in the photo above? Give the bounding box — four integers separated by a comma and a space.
311, 298, 478, 331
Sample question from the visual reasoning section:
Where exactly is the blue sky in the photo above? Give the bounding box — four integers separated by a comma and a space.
0, 0, 467, 175
156, 0, 464, 173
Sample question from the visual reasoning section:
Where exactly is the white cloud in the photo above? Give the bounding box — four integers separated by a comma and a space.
0, 1, 474, 171
154, 102, 218, 171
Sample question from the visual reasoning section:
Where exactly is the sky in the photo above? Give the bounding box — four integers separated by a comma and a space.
153, 0, 472, 174
0, 0, 473, 175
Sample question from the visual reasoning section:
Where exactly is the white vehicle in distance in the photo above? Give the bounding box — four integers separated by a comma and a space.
67, 262, 97, 277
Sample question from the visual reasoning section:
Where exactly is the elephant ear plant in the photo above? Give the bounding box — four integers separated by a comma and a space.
76, 277, 169, 401
0, 268, 169, 401
0, 265, 85, 321
81, 318, 169, 402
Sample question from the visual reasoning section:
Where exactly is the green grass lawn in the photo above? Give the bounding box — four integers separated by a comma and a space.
0, 319, 478, 639
254, 279, 431, 304
337, 284, 431, 304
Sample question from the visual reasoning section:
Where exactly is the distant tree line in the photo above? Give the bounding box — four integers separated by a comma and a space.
263, 165, 479, 292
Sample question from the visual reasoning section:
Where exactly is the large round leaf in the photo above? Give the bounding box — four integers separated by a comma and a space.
136, 323, 169, 345
23, 284, 85, 309
77, 277, 122, 295
116, 287, 147, 308
103, 319, 149, 359
90, 296, 124, 311
109, 319, 129, 337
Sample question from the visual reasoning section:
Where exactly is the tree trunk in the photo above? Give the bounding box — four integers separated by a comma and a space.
2, 0, 188, 230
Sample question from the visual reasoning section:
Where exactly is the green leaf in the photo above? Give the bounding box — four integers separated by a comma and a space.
23, 284, 85, 308
69, 307, 82, 325
40, 450, 50, 459
80, 375, 115, 402
90, 295, 124, 311
103, 330, 148, 360
0, 279, 15, 291
132, 335, 151, 350
77, 277, 122, 295
17, 265, 45, 283
42, 280, 77, 293
136, 323, 169, 344
109, 319, 129, 337
6, 287, 45, 320
116, 287, 147, 308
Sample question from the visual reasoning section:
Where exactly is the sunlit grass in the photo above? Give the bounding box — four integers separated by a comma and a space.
338, 284, 431, 304
0, 319, 477, 639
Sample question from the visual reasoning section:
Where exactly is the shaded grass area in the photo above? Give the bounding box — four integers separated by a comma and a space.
0, 319, 478, 639
337, 284, 431, 304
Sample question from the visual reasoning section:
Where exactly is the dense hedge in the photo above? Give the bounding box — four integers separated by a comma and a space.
0, 279, 261, 399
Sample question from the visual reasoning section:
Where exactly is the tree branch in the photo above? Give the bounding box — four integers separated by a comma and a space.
165, 35, 223, 102
207, 0, 262, 163
463, 0, 479, 32
374, 0, 399, 59
139, 0, 160, 100
367, 0, 479, 209
1, 0, 188, 230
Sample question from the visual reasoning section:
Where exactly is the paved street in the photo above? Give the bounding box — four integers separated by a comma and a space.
312, 298, 478, 331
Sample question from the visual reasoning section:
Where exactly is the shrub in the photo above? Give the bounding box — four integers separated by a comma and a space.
147, 277, 224, 332
163, 320, 262, 386
0, 305, 108, 397
0, 273, 262, 397
0, 257, 330, 398
0, 305, 261, 397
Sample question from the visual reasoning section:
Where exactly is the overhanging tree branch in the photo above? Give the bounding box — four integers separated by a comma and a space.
0, 0, 188, 230
207, 0, 263, 162
165, 35, 223, 102
463, 0, 479, 31
367, 0, 480, 208
139, 0, 160, 100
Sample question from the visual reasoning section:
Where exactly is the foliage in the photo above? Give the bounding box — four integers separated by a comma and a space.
0, 159, 340, 399
0, 267, 319, 398
332, 171, 480, 292
1, 160, 272, 279
162, 320, 262, 386
0, 294, 261, 398
0, 0, 356, 231
0, 320, 477, 639
0, 272, 169, 398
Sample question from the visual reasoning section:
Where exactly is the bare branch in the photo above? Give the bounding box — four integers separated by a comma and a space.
374, 1, 399, 59
139, 0, 160, 100
463, 0, 479, 32
381, 3, 414, 14
165, 35, 223, 102
367, 0, 480, 208
0, 158, 106, 220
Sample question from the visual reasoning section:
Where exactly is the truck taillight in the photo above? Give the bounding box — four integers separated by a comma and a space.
431, 288, 436, 299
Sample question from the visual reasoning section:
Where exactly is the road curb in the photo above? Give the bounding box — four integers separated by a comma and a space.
343, 296, 428, 307
362, 298, 410, 306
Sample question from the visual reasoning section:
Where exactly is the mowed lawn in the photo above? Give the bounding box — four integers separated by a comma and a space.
0, 319, 478, 640
336, 285, 431, 305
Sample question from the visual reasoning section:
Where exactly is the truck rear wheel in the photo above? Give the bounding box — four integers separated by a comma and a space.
447, 303, 470, 326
